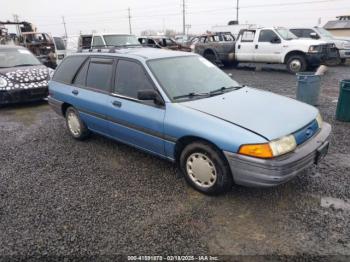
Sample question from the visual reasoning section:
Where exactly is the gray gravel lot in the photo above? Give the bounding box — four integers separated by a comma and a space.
0, 65, 349, 259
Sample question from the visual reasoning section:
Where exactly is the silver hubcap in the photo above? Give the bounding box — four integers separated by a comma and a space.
290, 59, 302, 72
67, 111, 81, 136
186, 153, 217, 188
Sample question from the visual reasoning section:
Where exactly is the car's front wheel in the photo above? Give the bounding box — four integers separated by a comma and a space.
286, 55, 307, 74
65, 106, 90, 140
180, 141, 233, 195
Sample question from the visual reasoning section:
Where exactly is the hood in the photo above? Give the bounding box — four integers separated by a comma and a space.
0, 65, 49, 84
181, 87, 318, 141
288, 38, 327, 46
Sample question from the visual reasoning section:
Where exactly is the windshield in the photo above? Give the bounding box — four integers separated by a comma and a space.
148, 56, 240, 101
103, 35, 141, 46
316, 28, 334, 39
276, 29, 297, 40
53, 37, 66, 50
0, 48, 41, 68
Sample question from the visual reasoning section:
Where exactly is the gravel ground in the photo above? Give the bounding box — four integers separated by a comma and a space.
0, 65, 349, 260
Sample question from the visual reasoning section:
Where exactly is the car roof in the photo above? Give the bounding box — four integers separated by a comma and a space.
74, 47, 196, 61
0, 45, 26, 50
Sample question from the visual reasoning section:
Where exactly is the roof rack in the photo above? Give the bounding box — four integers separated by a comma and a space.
77, 44, 142, 53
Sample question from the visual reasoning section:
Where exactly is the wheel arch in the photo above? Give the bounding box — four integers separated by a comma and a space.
283, 50, 306, 64
61, 102, 72, 116
174, 135, 224, 164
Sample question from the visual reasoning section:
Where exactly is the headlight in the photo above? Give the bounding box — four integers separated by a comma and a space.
316, 113, 323, 128
308, 45, 321, 53
239, 135, 297, 159
0, 77, 8, 89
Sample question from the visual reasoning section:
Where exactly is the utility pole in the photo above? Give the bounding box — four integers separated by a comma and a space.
13, 14, 21, 35
236, 0, 239, 23
128, 8, 132, 34
62, 16, 68, 39
182, 0, 186, 35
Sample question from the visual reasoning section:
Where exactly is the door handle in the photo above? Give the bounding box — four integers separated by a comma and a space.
72, 90, 79, 95
112, 101, 122, 108
238, 45, 241, 49
255, 45, 258, 49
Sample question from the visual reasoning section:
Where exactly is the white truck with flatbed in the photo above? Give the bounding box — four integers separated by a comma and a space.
235, 27, 339, 73
195, 27, 339, 73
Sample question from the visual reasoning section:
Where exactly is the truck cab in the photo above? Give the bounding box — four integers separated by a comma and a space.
235, 27, 339, 73
78, 33, 141, 50
289, 27, 350, 64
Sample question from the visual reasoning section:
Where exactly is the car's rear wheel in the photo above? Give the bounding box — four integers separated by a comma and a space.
286, 55, 307, 74
203, 51, 217, 64
180, 141, 233, 195
65, 106, 90, 140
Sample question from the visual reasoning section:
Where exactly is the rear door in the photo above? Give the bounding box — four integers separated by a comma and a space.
104, 59, 166, 156
235, 30, 256, 62
254, 29, 283, 63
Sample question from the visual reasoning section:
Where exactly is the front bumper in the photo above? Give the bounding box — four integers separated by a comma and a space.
306, 51, 339, 66
0, 87, 48, 105
224, 122, 331, 187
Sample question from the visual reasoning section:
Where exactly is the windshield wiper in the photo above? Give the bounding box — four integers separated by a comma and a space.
13, 64, 38, 67
209, 85, 243, 96
173, 92, 210, 100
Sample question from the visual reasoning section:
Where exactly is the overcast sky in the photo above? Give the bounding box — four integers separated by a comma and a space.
1, 0, 349, 36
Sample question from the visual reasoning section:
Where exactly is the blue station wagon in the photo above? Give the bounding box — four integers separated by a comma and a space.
48, 47, 331, 194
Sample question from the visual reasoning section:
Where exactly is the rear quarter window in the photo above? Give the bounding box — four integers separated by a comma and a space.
52, 56, 87, 84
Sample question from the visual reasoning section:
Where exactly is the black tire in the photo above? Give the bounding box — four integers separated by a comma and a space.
341, 58, 347, 65
286, 55, 307, 74
223, 61, 239, 68
65, 106, 90, 140
203, 51, 217, 64
180, 141, 233, 195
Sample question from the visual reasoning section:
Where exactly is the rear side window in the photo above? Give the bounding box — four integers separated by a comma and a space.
73, 59, 90, 86
52, 56, 86, 84
114, 60, 154, 99
241, 31, 255, 42
92, 36, 104, 47
86, 58, 114, 92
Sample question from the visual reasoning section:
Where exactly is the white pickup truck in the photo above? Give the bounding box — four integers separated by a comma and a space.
195, 27, 339, 73
235, 27, 339, 73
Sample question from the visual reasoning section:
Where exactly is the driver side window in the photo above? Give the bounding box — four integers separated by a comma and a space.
258, 30, 280, 43
114, 60, 155, 100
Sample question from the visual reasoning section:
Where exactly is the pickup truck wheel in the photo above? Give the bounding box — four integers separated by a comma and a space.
341, 58, 347, 65
286, 55, 307, 73
65, 107, 90, 140
180, 142, 233, 195
204, 52, 217, 65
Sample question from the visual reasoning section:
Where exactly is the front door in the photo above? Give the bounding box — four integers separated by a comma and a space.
104, 59, 166, 156
254, 29, 283, 63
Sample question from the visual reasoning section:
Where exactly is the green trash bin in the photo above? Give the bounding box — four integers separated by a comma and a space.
336, 80, 350, 122
296, 72, 321, 106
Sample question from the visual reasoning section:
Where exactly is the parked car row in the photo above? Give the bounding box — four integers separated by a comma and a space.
58, 25, 349, 74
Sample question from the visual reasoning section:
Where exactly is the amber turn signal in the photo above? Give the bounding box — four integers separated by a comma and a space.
238, 143, 274, 159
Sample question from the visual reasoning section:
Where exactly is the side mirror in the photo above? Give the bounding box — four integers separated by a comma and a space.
137, 90, 164, 106
310, 32, 320, 39
270, 37, 281, 44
